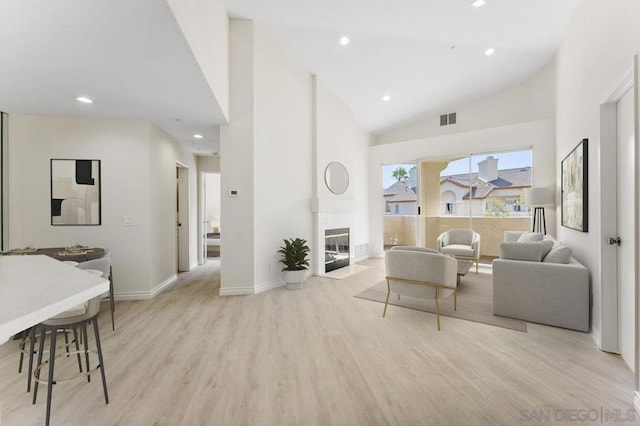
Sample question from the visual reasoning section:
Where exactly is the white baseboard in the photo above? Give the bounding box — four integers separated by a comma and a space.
219, 286, 255, 296
115, 274, 178, 300
591, 329, 600, 348
255, 279, 285, 294
353, 254, 370, 264
219, 274, 310, 296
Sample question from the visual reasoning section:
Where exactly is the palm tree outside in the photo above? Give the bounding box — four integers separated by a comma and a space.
392, 167, 409, 182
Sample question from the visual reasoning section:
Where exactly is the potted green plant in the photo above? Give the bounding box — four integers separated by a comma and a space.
278, 237, 310, 290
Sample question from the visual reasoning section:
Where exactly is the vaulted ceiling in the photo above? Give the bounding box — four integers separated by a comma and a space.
225, 0, 579, 134
0, 0, 579, 156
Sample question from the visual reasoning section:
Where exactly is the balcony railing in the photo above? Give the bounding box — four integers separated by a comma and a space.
384, 215, 531, 257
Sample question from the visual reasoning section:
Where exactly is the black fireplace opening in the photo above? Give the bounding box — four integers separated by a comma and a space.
325, 228, 350, 273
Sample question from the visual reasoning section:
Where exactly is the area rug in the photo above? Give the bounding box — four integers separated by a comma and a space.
354, 269, 527, 332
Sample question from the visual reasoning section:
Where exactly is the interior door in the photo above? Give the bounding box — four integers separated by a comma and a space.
616, 87, 636, 371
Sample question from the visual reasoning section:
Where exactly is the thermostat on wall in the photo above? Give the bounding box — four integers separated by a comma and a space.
229, 189, 239, 197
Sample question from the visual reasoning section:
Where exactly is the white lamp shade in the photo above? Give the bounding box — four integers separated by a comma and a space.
524, 187, 555, 206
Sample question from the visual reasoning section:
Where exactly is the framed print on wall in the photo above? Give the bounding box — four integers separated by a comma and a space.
561, 139, 588, 232
51, 159, 101, 225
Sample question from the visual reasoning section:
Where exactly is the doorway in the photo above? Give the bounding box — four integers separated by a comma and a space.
203, 173, 221, 260
176, 164, 190, 272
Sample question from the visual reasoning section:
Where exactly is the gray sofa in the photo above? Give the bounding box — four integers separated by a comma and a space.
492, 231, 590, 332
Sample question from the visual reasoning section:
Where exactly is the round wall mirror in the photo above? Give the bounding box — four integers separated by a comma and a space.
324, 162, 349, 195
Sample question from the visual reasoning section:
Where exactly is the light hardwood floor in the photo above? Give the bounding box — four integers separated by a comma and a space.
0, 259, 636, 425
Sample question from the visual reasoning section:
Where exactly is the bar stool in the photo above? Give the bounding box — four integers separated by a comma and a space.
32, 257, 110, 426
102, 248, 116, 330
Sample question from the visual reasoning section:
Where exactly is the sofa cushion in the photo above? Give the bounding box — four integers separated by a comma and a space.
446, 229, 473, 245
543, 243, 572, 264
517, 232, 544, 243
499, 242, 545, 262
440, 244, 474, 258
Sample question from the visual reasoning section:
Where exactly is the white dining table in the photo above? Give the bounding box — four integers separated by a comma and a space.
0, 255, 109, 344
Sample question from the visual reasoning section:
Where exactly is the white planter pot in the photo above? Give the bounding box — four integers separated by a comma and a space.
283, 269, 307, 290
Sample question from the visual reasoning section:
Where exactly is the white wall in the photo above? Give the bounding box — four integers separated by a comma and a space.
253, 28, 314, 290
167, 0, 229, 121
148, 124, 199, 288
314, 77, 371, 266
220, 19, 256, 294
375, 60, 556, 145
220, 20, 371, 292
369, 120, 555, 257
198, 156, 220, 172
7, 114, 198, 298
555, 0, 640, 355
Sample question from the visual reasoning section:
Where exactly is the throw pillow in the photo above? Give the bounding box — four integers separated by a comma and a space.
543, 243, 572, 264
541, 239, 555, 258
504, 231, 524, 243
517, 232, 544, 243
499, 242, 545, 262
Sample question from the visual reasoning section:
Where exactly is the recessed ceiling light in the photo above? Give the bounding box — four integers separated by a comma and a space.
472, 0, 486, 7
193, 134, 203, 139
76, 96, 93, 104
485, 48, 495, 56
339, 36, 350, 46
382, 94, 391, 102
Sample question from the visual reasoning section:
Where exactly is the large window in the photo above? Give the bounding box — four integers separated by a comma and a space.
382, 162, 419, 248
382, 163, 417, 216
439, 149, 532, 218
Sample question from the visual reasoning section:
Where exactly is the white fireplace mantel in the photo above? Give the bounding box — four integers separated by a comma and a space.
314, 211, 353, 275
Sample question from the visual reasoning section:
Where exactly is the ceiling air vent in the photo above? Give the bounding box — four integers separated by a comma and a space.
440, 112, 457, 126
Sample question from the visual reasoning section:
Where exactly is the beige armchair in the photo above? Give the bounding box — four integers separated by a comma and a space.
436, 229, 481, 273
383, 249, 457, 330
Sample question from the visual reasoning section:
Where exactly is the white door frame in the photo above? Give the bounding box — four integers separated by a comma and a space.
199, 171, 207, 265
634, 55, 640, 406
599, 65, 635, 354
